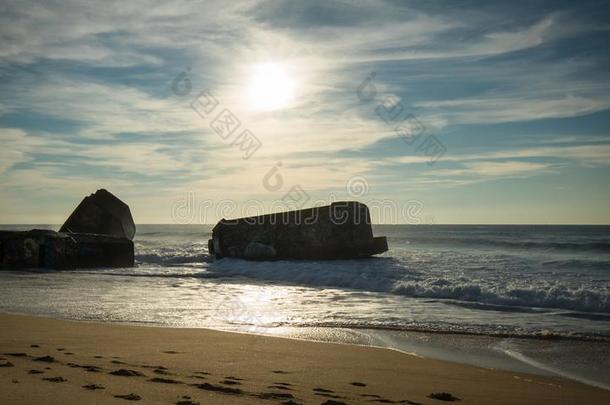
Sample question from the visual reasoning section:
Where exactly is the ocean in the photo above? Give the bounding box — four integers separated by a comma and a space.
1, 224, 609, 389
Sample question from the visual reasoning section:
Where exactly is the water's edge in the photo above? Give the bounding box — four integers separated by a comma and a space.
2, 310, 608, 391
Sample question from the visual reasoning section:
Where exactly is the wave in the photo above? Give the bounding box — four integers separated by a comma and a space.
399, 235, 610, 253
391, 281, 610, 313
270, 320, 610, 342
135, 252, 213, 265
134, 242, 212, 265
203, 258, 610, 314
128, 229, 610, 315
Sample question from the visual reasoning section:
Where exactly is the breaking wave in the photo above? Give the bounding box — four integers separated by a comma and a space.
135, 252, 213, 265
134, 241, 212, 265
128, 225, 610, 315
391, 280, 609, 314
201, 257, 610, 314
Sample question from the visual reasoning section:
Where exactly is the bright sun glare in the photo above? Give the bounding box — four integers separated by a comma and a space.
247, 62, 296, 111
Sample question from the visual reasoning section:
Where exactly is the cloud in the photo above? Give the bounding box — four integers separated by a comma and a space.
348, 14, 559, 62
0, 128, 36, 174
417, 95, 610, 124
461, 161, 550, 176
392, 143, 610, 167
1, 0, 609, 223
0, 0, 254, 65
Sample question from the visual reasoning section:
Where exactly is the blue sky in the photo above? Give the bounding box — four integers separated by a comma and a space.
1, 0, 609, 224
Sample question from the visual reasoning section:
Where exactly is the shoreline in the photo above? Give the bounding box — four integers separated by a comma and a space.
3, 309, 610, 391
3, 304, 610, 343
2, 313, 610, 404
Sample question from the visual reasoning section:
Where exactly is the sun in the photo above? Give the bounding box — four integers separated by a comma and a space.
246, 62, 296, 111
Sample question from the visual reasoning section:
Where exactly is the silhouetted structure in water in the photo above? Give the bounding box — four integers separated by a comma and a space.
60, 189, 136, 240
208, 201, 388, 260
0, 189, 134, 270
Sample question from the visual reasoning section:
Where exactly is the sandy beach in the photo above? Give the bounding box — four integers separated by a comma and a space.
0, 313, 608, 404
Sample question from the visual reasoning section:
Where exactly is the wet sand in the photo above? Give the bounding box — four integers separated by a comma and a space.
1, 313, 608, 404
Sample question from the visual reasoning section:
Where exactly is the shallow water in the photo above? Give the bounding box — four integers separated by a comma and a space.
0, 224, 609, 388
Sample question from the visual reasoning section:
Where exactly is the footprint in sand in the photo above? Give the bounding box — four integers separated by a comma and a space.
67, 363, 102, 373
83, 383, 105, 390
191, 382, 242, 395
320, 400, 347, 405
148, 377, 183, 384
258, 392, 296, 400
30, 344, 40, 348
43, 376, 67, 383
268, 384, 293, 391
110, 369, 145, 377
316, 394, 345, 400
350, 381, 367, 387
428, 392, 461, 402
28, 369, 44, 374
0, 361, 14, 368
56, 348, 65, 352
162, 350, 180, 354
33, 355, 56, 363
114, 393, 142, 401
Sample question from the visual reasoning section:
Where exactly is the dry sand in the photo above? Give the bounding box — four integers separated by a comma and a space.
1, 313, 608, 404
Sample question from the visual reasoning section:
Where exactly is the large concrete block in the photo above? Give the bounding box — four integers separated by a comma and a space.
1, 189, 135, 270
208, 201, 388, 260
60, 189, 136, 240
0, 230, 134, 270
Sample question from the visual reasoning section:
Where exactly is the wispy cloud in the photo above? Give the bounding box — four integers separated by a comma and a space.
431, 161, 552, 177
391, 143, 610, 167
1, 0, 609, 223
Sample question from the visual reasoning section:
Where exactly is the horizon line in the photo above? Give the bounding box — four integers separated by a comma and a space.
2, 223, 609, 226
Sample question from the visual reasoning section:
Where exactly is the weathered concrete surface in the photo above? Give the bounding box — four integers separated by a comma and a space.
208, 201, 388, 260
0, 189, 135, 270
0, 230, 134, 269
60, 189, 136, 240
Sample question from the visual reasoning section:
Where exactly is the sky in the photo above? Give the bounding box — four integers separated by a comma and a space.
1, 0, 609, 225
